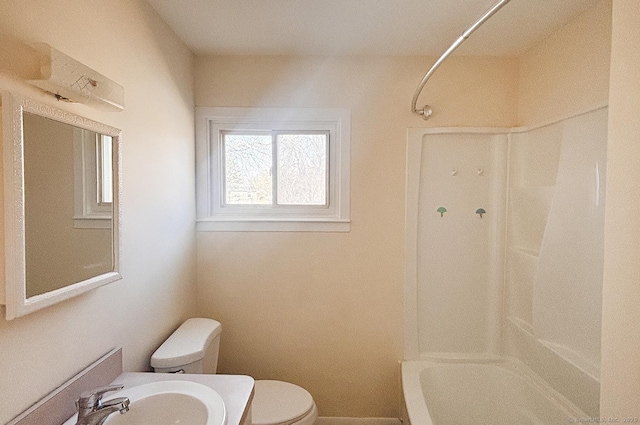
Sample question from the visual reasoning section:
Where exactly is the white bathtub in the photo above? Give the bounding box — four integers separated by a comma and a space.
402, 359, 586, 425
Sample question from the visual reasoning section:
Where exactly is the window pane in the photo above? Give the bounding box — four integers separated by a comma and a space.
224, 134, 272, 204
277, 133, 327, 205
98, 135, 113, 204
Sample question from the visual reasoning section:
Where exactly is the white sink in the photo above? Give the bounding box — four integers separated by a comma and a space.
63, 380, 226, 425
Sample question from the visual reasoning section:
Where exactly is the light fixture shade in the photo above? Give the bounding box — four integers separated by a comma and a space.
26, 43, 124, 112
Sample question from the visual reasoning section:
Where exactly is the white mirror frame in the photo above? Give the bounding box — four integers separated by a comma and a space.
1, 92, 122, 320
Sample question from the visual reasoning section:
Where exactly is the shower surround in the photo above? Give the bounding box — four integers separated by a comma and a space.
404, 106, 608, 419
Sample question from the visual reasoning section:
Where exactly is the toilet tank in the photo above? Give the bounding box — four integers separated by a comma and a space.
151, 318, 221, 374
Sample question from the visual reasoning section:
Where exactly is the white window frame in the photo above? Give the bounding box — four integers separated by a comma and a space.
196, 107, 351, 232
73, 130, 113, 229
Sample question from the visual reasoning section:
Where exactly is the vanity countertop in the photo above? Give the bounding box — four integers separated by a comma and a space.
8, 349, 254, 425
111, 373, 255, 425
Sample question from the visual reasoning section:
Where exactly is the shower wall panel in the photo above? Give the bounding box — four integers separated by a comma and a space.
532, 108, 607, 373
416, 133, 507, 354
504, 107, 608, 416
407, 108, 607, 414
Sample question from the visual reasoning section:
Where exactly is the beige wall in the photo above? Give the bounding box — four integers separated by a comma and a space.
195, 55, 519, 417
518, 0, 611, 125
601, 0, 640, 417
0, 1, 196, 422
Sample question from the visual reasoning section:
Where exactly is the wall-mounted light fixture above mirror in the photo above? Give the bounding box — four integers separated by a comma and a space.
27, 43, 124, 112
1, 92, 122, 319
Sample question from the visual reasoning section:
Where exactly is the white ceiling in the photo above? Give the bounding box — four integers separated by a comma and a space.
146, 0, 599, 56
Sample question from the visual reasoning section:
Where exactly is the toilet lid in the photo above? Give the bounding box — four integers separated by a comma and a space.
151, 318, 221, 368
252, 380, 315, 425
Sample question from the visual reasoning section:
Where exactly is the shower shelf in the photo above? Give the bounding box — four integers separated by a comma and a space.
512, 185, 556, 190
507, 316, 534, 336
509, 246, 539, 257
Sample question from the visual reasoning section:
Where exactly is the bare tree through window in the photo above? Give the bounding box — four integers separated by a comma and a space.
277, 133, 327, 205
224, 134, 272, 204
223, 132, 328, 206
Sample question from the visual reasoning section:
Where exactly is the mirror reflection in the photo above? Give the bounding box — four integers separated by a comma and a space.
23, 112, 113, 298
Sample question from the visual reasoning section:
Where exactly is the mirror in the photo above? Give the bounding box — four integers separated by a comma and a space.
1, 92, 121, 319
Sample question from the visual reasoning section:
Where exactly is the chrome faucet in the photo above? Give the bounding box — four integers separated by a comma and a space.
75, 384, 130, 425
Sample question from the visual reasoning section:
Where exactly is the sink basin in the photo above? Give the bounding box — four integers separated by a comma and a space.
63, 380, 226, 425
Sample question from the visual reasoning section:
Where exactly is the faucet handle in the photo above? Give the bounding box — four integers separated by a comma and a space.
76, 384, 124, 410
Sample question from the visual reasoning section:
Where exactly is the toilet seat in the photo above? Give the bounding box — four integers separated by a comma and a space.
252, 380, 318, 425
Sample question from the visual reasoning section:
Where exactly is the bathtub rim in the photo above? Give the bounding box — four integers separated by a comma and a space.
401, 355, 588, 425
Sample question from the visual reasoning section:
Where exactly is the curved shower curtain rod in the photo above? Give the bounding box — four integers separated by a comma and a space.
411, 0, 512, 120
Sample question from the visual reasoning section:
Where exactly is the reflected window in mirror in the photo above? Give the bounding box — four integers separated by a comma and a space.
73, 127, 113, 228
22, 113, 114, 298
98, 135, 113, 205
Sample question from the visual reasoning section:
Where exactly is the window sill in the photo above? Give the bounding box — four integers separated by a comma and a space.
196, 218, 350, 232
73, 216, 112, 229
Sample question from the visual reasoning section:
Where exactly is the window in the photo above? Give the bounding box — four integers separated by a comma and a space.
196, 107, 350, 232
73, 130, 113, 229
97, 135, 113, 205
223, 131, 328, 206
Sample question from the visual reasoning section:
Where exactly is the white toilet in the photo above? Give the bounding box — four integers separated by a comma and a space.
151, 318, 318, 425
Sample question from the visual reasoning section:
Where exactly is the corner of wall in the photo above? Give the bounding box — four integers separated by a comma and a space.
516, 0, 612, 125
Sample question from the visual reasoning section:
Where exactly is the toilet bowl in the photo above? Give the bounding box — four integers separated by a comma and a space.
151, 318, 318, 425
252, 380, 317, 425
